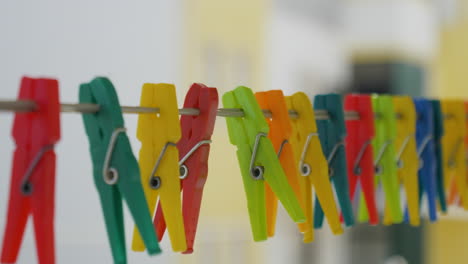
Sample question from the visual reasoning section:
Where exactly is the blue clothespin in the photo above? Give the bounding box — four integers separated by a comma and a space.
431, 99, 447, 213
313, 94, 354, 228
410, 98, 438, 221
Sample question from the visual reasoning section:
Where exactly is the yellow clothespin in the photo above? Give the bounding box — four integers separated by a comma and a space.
385, 96, 419, 226
132, 83, 187, 252
286, 92, 343, 243
441, 100, 468, 209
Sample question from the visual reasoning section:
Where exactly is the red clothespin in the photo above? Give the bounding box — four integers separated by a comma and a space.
1, 77, 61, 264
153, 83, 218, 254
344, 94, 378, 225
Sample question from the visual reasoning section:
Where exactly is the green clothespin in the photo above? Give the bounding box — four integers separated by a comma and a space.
358, 95, 402, 223
80, 77, 160, 264
431, 99, 447, 213
223, 86, 305, 242
313, 94, 354, 228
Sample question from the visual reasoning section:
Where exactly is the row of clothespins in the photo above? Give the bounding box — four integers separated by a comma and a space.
0, 76, 466, 264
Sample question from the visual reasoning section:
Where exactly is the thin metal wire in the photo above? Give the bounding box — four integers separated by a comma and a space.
249, 132, 267, 180
178, 140, 212, 180
149, 142, 177, 189
21, 144, 55, 195
395, 135, 413, 168
352, 140, 371, 175
0, 99, 360, 120
298, 132, 319, 176
276, 140, 288, 158
103, 127, 127, 185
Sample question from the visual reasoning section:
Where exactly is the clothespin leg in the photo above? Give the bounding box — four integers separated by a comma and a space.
265, 185, 278, 237
237, 146, 268, 241
312, 166, 343, 234
297, 176, 314, 242
357, 193, 370, 223
1, 153, 31, 263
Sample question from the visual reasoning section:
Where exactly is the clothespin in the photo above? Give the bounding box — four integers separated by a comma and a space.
153, 83, 218, 253
385, 96, 419, 226
359, 95, 402, 224
410, 98, 438, 221
344, 94, 379, 225
131, 83, 186, 252
255, 90, 305, 238
80, 77, 160, 264
441, 100, 468, 209
286, 92, 343, 243
1, 77, 60, 264
223, 86, 305, 242
313, 94, 354, 227
431, 100, 447, 213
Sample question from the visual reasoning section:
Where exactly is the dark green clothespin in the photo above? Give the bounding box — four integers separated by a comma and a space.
80, 77, 160, 264
431, 99, 447, 213
313, 94, 354, 227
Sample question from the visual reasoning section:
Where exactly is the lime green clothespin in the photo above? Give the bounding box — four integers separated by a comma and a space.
223, 86, 305, 242
80, 77, 160, 264
359, 95, 402, 223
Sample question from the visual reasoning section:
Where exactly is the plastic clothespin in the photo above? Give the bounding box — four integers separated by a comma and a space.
359, 95, 402, 224
431, 100, 447, 213
153, 83, 218, 254
1, 77, 60, 264
410, 98, 438, 221
223, 86, 305, 242
441, 100, 468, 209
384, 96, 419, 226
131, 83, 186, 252
286, 92, 343, 243
255, 90, 305, 238
344, 94, 379, 225
80, 77, 160, 264
313, 94, 354, 228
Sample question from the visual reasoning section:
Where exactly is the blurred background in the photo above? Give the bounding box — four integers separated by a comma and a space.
1, 0, 468, 263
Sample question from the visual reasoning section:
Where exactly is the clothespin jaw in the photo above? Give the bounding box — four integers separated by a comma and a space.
313, 94, 354, 227
80, 77, 160, 264
370, 95, 402, 223
132, 83, 186, 252
255, 90, 305, 238
286, 92, 343, 243
223, 86, 305, 242
431, 100, 447, 213
387, 96, 420, 226
1, 77, 60, 264
153, 83, 218, 254
441, 100, 468, 209
344, 94, 379, 225
412, 98, 438, 221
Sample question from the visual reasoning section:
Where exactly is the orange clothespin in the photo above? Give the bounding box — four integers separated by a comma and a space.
286, 92, 343, 243
132, 83, 186, 252
255, 90, 305, 238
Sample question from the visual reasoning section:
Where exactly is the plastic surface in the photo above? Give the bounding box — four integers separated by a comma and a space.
80, 77, 160, 264
153, 83, 218, 253
1, 77, 60, 264
441, 100, 468, 209
431, 100, 447, 213
411, 98, 437, 222
313, 94, 354, 227
359, 95, 402, 223
256, 90, 306, 238
286, 92, 343, 243
223, 86, 305, 242
387, 96, 419, 226
132, 83, 186, 252
344, 94, 378, 225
